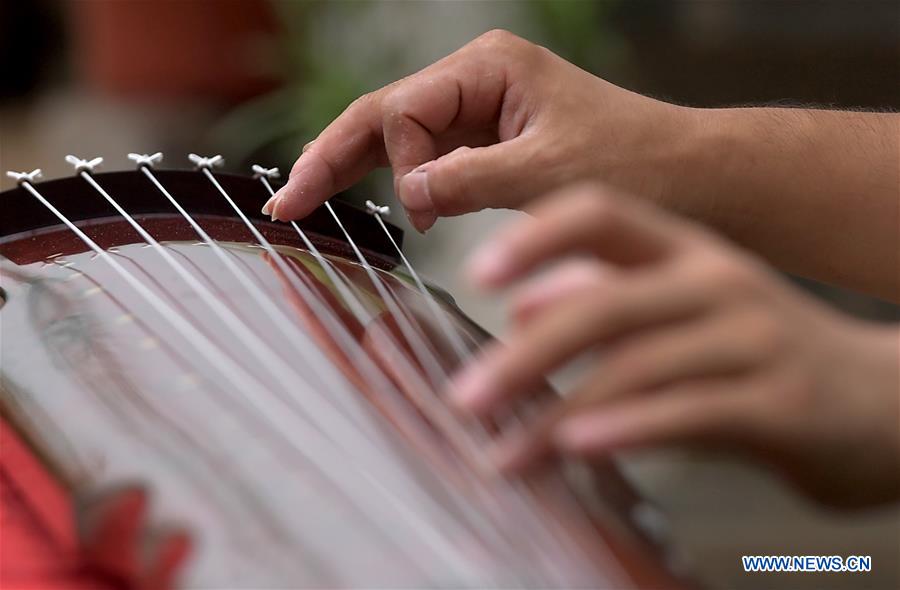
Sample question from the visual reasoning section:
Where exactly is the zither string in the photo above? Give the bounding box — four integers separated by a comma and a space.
19, 184, 408, 581
323, 197, 595, 584
91, 165, 502, 579
363, 202, 633, 587
136, 170, 474, 563
17, 175, 479, 582
256, 174, 497, 476
193, 163, 514, 579
255, 174, 554, 576
68, 266, 300, 539
249, 174, 535, 566
136, 163, 394, 451
198, 164, 524, 569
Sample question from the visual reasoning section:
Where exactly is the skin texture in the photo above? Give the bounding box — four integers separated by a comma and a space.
268, 31, 900, 507
266, 29, 899, 301
459, 184, 900, 508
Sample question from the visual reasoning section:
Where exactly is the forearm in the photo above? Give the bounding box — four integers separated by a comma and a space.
660, 107, 899, 301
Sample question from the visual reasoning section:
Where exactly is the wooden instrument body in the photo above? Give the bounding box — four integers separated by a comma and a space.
0, 171, 689, 588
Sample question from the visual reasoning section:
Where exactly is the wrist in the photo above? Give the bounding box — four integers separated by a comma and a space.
602, 100, 713, 215
659, 106, 746, 220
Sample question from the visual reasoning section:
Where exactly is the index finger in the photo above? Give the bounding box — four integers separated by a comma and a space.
269, 45, 509, 221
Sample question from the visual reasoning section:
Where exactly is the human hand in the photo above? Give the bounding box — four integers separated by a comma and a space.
265, 30, 690, 232
452, 183, 900, 508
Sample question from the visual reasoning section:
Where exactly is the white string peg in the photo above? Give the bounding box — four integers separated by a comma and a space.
65, 155, 104, 174
365, 200, 391, 217
188, 153, 224, 170
251, 164, 280, 180
6, 169, 42, 185
128, 152, 164, 169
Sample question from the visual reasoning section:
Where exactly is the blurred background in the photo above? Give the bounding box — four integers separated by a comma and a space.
1, 1, 897, 589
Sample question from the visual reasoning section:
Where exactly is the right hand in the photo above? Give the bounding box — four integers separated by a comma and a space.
265, 29, 691, 231
454, 182, 900, 508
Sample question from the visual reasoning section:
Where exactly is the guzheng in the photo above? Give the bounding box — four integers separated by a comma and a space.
0, 154, 690, 589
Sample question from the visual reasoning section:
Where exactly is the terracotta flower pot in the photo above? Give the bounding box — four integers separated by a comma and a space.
70, 0, 282, 104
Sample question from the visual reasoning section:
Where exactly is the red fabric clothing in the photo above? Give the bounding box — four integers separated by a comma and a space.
0, 418, 101, 590
1, 419, 191, 590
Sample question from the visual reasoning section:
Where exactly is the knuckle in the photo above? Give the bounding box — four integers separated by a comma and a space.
381, 80, 423, 114
699, 255, 758, 295
577, 187, 620, 228
768, 369, 819, 415
471, 29, 544, 64
345, 91, 382, 122
348, 91, 377, 112
436, 148, 469, 176
475, 28, 520, 50
510, 295, 534, 324
600, 346, 644, 385
429, 154, 471, 214
736, 308, 784, 358
581, 294, 616, 335
380, 87, 408, 118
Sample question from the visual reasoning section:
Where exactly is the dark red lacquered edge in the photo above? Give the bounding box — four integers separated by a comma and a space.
0, 215, 401, 272
0, 169, 402, 266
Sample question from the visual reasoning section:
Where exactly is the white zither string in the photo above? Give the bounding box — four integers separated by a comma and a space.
188, 156, 506, 581
132, 159, 469, 577
322, 197, 595, 583
199, 158, 469, 467
139, 158, 483, 574
254, 170, 503, 477
24, 173, 467, 583
362, 200, 633, 588
253, 169, 542, 573
258, 171, 472, 442
71, 157, 327, 430
253, 171, 566, 582
256, 168, 373, 323
132, 155, 387, 447
324, 201, 455, 394
204, 159, 474, 471
201, 161, 468, 458
259, 175, 451, 396
366, 200, 474, 364
29, 161, 481, 582
201, 160, 516, 570
74, 160, 393, 462
356, 200, 624, 588
46, 259, 319, 578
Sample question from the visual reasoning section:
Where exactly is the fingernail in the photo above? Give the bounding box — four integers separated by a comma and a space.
261, 194, 279, 216
302, 139, 316, 153
400, 166, 433, 212
450, 364, 493, 412
409, 209, 437, 233
466, 245, 511, 287
270, 199, 282, 222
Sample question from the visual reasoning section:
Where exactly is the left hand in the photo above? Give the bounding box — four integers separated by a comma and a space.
451, 183, 899, 508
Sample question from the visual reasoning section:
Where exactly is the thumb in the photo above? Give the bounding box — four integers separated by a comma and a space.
397, 138, 548, 231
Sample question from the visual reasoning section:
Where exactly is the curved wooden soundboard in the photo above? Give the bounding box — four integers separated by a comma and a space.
0, 169, 694, 589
